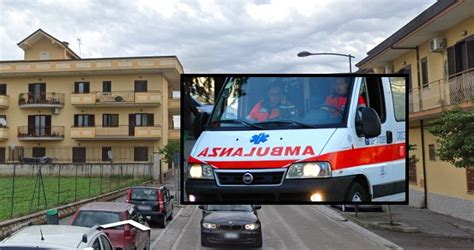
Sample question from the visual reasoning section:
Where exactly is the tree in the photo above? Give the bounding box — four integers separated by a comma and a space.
428, 107, 474, 168
158, 140, 180, 164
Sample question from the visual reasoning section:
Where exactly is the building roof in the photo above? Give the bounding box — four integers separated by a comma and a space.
356, 0, 473, 68
17, 28, 81, 59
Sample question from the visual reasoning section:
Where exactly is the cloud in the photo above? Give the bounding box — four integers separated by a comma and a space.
0, 0, 435, 73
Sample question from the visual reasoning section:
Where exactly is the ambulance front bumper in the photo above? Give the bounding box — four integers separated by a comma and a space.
185, 176, 355, 202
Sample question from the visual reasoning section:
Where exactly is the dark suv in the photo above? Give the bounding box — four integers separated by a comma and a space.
126, 186, 174, 228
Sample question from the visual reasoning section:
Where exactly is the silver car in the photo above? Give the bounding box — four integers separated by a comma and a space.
0, 225, 113, 249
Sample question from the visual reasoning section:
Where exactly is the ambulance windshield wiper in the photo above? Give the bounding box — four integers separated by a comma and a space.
255, 120, 318, 128
215, 119, 263, 129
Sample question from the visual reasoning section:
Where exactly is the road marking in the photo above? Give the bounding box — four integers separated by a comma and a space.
310, 206, 402, 250
267, 206, 311, 250
150, 207, 184, 249
171, 206, 198, 250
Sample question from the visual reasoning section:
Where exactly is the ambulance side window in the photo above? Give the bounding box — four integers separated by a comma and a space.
364, 77, 386, 123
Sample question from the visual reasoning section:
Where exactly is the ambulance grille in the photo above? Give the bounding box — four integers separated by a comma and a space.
215, 169, 286, 186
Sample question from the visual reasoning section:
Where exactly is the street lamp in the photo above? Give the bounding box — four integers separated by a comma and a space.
297, 51, 355, 73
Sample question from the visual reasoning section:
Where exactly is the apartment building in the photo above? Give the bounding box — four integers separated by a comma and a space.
0, 29, 182, 165
357, 0, 473, 221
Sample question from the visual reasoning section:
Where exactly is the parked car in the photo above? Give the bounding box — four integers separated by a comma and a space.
199, 204, 263, 248
0, 225, 113, 249
71, 202, 150, 250
125, 186, 174, 228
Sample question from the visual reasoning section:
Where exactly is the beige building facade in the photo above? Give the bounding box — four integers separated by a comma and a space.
357, 0, 473, 221
0, 29, 182, 167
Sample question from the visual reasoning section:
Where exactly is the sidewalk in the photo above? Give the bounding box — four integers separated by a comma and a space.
341, 205, 474, 239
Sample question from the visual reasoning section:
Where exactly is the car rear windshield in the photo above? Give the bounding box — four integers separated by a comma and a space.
206, 205, 253, 212
131, 188, 158, 201
72, 211, 122, 229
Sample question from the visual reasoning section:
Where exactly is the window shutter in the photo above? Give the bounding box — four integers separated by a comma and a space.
447, 46, 456, 76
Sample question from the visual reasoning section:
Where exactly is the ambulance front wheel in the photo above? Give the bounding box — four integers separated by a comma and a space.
345, 182, 369, 202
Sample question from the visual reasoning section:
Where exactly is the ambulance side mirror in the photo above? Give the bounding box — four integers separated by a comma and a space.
356, 107, 381, 138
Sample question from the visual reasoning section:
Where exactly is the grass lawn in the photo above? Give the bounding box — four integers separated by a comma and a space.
0, 175, 147, 222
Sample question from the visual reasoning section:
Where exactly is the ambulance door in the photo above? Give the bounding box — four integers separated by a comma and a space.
350, 76, 391, 201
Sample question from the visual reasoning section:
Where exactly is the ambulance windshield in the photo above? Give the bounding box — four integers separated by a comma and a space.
209, 76, 355, 129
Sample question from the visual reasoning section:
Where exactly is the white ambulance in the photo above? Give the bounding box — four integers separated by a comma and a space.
185, 75, 406, 203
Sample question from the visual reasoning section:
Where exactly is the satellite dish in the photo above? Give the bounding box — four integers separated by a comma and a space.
107, 150, 113, 160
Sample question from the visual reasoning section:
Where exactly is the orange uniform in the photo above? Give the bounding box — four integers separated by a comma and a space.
325, 95, 366, 111
248, 101, 280, 122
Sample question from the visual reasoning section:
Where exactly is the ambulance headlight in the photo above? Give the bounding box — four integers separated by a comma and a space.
286, 162, 331, 178
188, 164, 214, 179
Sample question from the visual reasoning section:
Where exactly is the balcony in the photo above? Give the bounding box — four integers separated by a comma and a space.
71, 125, 161, 140
0, 127, 8, 140
0, 95, 9, 109
17, 126, 64, 140
169, 129, 180, 140
409, 68, 474, 121
71, 91, 161, 107
18, 92, 64, 108
168, 98, 180, 112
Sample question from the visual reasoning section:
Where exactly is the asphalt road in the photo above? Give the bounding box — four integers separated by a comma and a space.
153, 205, 399, 250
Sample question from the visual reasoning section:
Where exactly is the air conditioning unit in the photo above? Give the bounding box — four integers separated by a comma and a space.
384, 65, 394, 74
51, 107, 60, 115
430, 37, 446, 52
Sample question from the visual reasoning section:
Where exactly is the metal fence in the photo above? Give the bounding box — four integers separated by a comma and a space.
0, 163, 152, 222
7, 145, 154, 163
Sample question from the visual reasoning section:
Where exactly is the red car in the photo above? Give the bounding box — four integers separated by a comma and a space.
71, 202, 150, 250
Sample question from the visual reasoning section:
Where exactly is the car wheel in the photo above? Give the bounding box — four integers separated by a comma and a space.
159, 215, 167, 228
345, 182, 368, 202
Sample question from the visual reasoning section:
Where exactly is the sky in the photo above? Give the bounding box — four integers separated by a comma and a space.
0, 0, 435, 73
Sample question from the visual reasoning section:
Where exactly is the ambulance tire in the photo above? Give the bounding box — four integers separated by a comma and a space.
345, 182, 369, 202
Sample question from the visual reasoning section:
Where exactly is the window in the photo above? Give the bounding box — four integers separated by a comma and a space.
389, 77, 406, 121
39, 51, 49, 60
132, 113, 154, 127
447, 36, 474, 76
429, 144, 436, 161
103, 81, 112, 92
467, 167, 474, 193
103, 114, 119, 127
364, 76, 386, 123
74, 82, 90, 94
0, 147, 5, 163
10, 146, 24, 161
134, 80, 147, 92
73, 147, 86, 163
32, 147, 46, 157
421, 57, 428, 87
102, 147, 112, 161
134, 147, 148, 161
0, 84, 6, 95
74, 114, 95, 127
409, 160, 417, 184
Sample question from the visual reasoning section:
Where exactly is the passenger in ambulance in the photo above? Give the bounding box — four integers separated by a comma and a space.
247, 85, 297, 122
324, 77, 366, 114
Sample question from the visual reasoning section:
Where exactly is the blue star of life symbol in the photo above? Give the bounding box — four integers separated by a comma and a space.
250, 133, 269, 145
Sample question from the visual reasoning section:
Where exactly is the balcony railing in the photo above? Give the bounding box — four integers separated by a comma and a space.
409, 68, 474, 116
0, 95, 9, 109
71, 125, 161, 140
71, 91, 161, 106
17, 125, 64, 140
18, 92, 64, 107
448, 68, 474, 105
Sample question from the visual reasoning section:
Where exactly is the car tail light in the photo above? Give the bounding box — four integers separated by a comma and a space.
125, 189, 132, 203
158, 191, 164, 212
124, 225, 132, 241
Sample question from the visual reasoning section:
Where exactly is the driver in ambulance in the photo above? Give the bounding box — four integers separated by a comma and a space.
325, 77, 366, 113
247, 85, 296, 122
